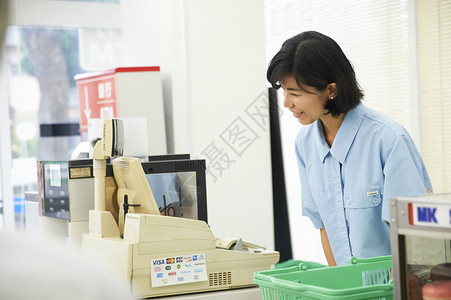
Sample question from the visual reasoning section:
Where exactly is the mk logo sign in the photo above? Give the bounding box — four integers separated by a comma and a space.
417, 207, 438, 223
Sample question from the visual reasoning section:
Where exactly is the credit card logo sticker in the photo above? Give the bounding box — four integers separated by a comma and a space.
151, 253, 207, 287
166, 257, 175, 264
153, 259, 165, 265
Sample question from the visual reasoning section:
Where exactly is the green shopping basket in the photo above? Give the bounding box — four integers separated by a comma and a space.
254, 255, 393, 300
275, 259, 328, 270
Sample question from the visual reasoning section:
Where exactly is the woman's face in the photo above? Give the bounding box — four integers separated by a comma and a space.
281, 76, 329, 125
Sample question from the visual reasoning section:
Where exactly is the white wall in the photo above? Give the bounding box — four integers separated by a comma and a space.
121, 0, 275, 249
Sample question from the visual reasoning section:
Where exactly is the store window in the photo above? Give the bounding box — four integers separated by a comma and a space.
5, 26, 85, 230
2, 23, 122, 230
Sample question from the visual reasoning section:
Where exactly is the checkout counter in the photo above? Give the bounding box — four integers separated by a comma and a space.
160, 287, 261, 299
36, 159, 278, 298
35, 119, 279, 299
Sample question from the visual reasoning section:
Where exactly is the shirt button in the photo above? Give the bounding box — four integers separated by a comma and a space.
372, 197, 378, 203
345, 199, 350, 205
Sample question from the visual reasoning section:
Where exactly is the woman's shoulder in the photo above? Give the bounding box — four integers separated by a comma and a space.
357, 103, 408, 137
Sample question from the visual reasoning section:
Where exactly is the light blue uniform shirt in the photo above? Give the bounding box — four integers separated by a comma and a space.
295, 103, 432, 266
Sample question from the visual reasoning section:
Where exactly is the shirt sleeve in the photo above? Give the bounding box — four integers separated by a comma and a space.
295, 140, 323, 229
382, 134, 433, 222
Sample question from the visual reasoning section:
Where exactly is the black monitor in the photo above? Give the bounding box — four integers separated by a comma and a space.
141, 155, 208, 223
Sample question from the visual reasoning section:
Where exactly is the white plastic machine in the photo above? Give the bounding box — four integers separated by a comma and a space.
81, 119, 279, 298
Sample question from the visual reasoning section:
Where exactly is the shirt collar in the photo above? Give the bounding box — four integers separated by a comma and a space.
315, 120, 331, 163
315, 103, 365, 164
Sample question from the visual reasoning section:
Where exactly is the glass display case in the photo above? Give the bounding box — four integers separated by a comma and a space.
390, 194, 451, 299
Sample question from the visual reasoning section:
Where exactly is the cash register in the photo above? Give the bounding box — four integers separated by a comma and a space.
81, 119, 279, 298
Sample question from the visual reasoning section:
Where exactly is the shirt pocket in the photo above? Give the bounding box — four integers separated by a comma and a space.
344, 190, 382, 208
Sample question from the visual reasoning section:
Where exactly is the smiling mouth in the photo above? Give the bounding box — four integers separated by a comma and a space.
293, 112, 301, 118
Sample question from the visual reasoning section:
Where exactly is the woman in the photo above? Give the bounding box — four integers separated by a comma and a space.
268, 31, 432, 266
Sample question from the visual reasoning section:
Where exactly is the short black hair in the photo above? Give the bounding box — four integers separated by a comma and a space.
267, 31, 364, 117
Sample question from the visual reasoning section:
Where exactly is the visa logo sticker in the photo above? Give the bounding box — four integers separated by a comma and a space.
410, 203, 451, 229
153, 259, 165, 266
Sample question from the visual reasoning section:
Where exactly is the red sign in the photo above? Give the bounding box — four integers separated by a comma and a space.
75, 66, 160, 139
76, 74, 119, 137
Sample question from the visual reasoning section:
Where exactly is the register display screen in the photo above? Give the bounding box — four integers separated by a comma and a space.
146, 172, 198, 220
39, 161, 70, 220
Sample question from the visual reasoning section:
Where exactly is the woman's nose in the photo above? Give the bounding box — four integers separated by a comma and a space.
283, 94, 292, 108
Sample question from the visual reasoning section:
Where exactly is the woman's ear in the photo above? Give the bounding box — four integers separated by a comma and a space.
327, 83, 337, 99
